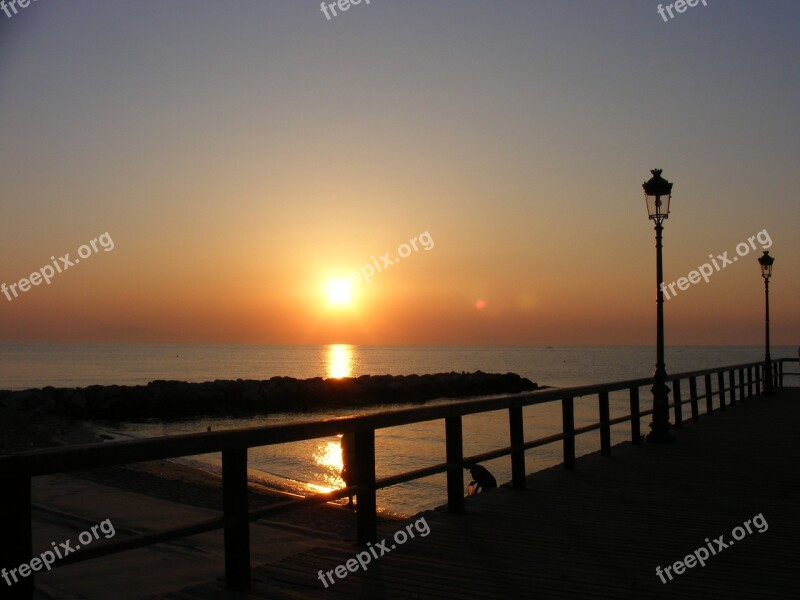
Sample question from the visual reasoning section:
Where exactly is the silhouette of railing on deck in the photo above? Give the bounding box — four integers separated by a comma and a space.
1, 357, 796, 598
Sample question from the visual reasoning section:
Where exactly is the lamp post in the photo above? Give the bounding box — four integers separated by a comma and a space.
642, 169, 674, 443
758, 251, 775, 396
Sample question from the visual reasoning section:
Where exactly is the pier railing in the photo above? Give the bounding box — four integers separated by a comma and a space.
1, 357, 797, 597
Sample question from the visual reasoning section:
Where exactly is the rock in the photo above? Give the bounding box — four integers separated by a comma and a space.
1, 371, 537, 422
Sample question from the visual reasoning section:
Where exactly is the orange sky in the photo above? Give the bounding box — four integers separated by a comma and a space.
1, 2, 799, 346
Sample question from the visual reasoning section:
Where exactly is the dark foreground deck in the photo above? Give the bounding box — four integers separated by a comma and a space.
156, 387, 799, 600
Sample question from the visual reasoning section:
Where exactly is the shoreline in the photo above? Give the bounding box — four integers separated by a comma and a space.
0, 372, 543, 525
1, 407, 405, 534
85, 429, 408, 521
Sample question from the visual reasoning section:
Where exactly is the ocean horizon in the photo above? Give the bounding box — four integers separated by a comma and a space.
1, 343, 795, 391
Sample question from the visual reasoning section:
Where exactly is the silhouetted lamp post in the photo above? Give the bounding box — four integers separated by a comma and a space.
642, 169, 674, 443
758, 250, 775, 396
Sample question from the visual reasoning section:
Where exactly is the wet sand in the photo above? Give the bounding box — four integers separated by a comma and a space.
2, 408, 401, 598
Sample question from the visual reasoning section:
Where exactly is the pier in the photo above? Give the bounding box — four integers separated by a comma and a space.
2, 358, 798, 599
180, 387, 799, 599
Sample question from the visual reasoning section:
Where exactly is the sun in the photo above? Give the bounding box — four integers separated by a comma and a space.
324, 278, 353, 306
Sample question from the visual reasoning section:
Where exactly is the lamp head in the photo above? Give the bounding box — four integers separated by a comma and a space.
642, 168, 673, 223
758, 250, 774, 279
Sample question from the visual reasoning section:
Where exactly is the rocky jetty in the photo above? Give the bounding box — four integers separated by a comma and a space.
0, 372, 537, 422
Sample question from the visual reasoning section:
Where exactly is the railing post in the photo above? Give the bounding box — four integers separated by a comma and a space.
738, 368, 746, 401
672, 379, 683, 427
445, 416, 464, 512
1, 469, 33, 600
704, 374, 713, 415
222, 448, 250, 591
629, 386, 641, 444
729, 370, 736, 405
599, 392, 611, 456
562, 397, 575, 470
355, 430, 377, 544
755, 364, 762, 397
747, 367, 754, 398
778, 360, 784, 387
508, 406, 526, 489
689, 377, 700, 421
717, 371, 726, 411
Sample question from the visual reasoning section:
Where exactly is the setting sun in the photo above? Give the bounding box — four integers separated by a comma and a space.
324, 278, 354, 306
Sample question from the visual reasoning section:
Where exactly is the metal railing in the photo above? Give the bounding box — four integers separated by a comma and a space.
1, 357, 795, 598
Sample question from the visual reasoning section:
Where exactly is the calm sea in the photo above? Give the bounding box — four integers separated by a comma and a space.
1, 344, 794, 516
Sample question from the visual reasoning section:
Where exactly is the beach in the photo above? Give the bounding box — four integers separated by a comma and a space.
1, 408, 402, 599
0, 404, 397, 527
27, 471, 369, 599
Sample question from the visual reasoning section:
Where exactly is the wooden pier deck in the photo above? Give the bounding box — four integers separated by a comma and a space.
156, 387, 799, 600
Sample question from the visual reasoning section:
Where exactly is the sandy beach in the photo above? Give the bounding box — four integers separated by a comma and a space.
1, 408, 399, 598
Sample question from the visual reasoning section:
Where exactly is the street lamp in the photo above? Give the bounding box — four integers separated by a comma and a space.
758, 250, 775, 395
642, 169, 674, 443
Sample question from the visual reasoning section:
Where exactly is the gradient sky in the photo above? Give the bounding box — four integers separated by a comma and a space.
1, 0, 798, 345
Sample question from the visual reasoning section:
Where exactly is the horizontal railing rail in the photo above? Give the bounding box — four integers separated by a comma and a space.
1, 357, 795, 598
777, 357, 800, 380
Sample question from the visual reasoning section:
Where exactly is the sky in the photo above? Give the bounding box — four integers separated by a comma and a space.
1, 0, 798, 346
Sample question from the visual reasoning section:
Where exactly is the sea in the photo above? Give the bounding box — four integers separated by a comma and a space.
1, 344, 795, 516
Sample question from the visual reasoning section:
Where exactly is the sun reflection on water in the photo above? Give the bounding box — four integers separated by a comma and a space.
326, 344, 353, 379
310, 438, 345, 493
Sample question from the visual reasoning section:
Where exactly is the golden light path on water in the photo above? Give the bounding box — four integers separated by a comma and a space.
308, 439, 345, 494
307, 344, 355, 494
326, 343, 354, 379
